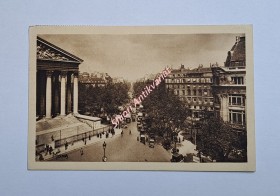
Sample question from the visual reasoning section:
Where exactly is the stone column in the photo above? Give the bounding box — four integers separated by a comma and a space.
66, 72, 72, 114
221, 94, 229, 122
46, 71, 53, 118
60, 71, 67, 116
53, 72, 60, 116
73, 71, 79, 114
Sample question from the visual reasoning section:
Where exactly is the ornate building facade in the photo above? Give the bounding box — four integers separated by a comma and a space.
165, 64, 214, 119
35, 37, 110, 158
36, 37, 83, 118
211, 36, 246, 133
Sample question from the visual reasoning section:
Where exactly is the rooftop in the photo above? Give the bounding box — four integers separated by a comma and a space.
225, 36, 246, 67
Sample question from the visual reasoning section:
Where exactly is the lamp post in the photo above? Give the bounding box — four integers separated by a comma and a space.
102, 141, 107, 162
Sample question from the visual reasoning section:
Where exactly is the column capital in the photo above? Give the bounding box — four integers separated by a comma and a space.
46, 70, 53, 77
60, 71, 68, 78
73, 71, 79, 77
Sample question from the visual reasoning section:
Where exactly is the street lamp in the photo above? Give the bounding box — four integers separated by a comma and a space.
102, 141, 107, 162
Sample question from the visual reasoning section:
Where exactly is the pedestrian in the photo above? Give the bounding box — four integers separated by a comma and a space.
89, 135, 91, 140
129, 129, 131, 135
179, 137, 181, 143
80, 148, 83, 156
51, 135, 54, 141
65, 141, 68, 150
49, 146, 53, 155
39, 153, 44, 161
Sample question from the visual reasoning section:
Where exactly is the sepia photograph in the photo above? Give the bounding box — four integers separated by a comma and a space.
28, 26, 255, 171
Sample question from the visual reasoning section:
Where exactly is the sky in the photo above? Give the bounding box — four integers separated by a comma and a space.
40, 33, 244, 81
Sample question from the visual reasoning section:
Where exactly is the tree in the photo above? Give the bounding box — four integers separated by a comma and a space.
196, 116, 247, 162
134, 81, 187, 138
78, 81, 130, 117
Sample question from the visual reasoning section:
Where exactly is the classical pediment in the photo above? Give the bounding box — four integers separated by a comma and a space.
37, 37, 83, 64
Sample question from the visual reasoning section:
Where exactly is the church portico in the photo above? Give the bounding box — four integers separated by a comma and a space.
36, 37, 83, 118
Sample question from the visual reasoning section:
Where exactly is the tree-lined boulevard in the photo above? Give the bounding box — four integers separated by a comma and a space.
57, 121, 171, 162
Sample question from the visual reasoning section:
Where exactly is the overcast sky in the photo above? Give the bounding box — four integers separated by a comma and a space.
40, 33, 244, 81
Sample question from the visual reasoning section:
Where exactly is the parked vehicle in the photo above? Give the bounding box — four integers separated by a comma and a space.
126, 117, 131, 123
55, 153, 68, 160
149, 138, 155, 148
170, 153, 184, 162
132, 115, 136, 122
137, 123, 143, 131
121, 123, 128, 128
140, 135, 146, 144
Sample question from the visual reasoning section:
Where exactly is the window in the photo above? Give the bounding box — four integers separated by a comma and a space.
187, 89, 191, 95
193, 98, 197, 102
229, 110, 246, 125
231, 77, 244, 85
182, 90, 185, 95
229, 95, 245, 106
193, 90, 197, 96
198, 89, 202, 96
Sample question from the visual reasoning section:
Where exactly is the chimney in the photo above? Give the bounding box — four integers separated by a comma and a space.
181, 64, 184, 69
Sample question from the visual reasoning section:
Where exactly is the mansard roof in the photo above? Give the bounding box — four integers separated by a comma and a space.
225, 36, 245, 67
37, 37, 83, 64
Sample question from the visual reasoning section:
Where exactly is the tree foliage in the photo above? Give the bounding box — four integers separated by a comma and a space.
197, 116, 247, 162
133, 81, 187, 137
79, 82, 130, 117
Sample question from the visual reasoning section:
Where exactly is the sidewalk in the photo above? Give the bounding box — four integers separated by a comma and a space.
176, 131, 197, 155
37, 128, 122, 161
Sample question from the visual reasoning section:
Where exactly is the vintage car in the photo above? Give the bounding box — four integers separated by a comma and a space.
149, 138, 155, 148
140, 135, 146, 144
170, 153, 184, 162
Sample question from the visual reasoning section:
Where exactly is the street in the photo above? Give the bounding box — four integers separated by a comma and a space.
55, 121, 172, 162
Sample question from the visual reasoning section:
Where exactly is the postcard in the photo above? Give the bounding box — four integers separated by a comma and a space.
28, 25, 255, 171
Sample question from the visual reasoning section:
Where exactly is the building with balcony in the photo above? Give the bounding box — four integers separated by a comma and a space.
211, 36, 246, 133
165, 64, 214, 119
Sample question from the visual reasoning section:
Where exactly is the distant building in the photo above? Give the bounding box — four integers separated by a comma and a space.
211, 36, 246, 133
79, 72, 112, 87
165, 64, 214, 119
80, 72, 90, 78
